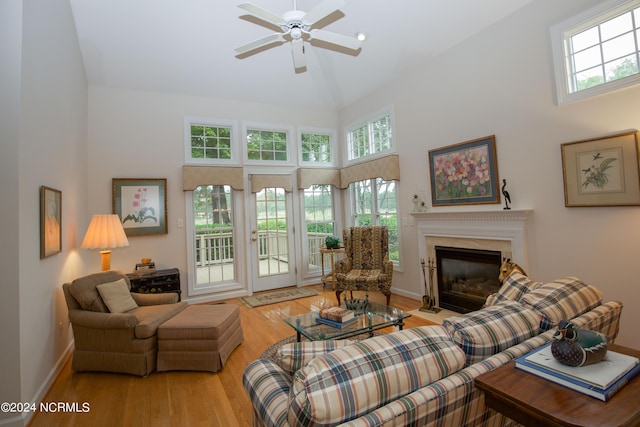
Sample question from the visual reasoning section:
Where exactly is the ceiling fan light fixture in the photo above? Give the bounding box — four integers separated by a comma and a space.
356, 31, 366, 41
290, 27, 303, 39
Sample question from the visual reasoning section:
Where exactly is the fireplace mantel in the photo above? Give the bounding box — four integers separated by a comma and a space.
414, 209, 532, 311
410, 209, 532, 222
414, 209, 532, 273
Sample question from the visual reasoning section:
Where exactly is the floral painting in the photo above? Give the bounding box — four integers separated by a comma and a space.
113, 178, 167, 236
561, 131, 640, 207
429, 136, 500, 206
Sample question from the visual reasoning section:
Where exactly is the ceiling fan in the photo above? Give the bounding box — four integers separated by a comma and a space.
234, 0, 362, 70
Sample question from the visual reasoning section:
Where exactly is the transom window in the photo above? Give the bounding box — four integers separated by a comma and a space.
301, 132, 332, 163
346, 113, 393, 161
190, 125, 232, 160
552, 0, 640, 104
351, 178, 399, 263
246, 129, 288, 161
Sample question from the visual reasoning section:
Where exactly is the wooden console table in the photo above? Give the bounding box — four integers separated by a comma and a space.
126, 268, 181, 301
474, 343, 640, 427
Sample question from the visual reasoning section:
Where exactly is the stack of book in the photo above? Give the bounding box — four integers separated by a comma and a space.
515, 342, 640, 401
316, 307, 356, 328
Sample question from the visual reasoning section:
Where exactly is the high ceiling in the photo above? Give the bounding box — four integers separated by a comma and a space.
69, 0, 534, 110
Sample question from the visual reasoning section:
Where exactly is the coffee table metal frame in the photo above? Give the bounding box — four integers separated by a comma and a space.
283, 301, 410, 342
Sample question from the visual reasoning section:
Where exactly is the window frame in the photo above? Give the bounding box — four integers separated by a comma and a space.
551, 0, 640, 105
300, 184, 337, 279
184, 117, 240, 165
185, 186, 246, 297
349, 177, 401, 268
344, 107, 396, 165
242, 121, 296, 166
298, 127, 338, 166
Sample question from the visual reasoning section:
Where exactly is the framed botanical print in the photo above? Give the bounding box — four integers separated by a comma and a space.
112, 178, 168, 236
561, 131, 640, 207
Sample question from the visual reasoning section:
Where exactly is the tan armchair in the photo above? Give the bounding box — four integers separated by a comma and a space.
334, 226, 393, 305
62, 270, 187, 376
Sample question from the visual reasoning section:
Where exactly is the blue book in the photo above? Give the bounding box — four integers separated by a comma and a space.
515, 343, 640, 401
315, 316, 358, 329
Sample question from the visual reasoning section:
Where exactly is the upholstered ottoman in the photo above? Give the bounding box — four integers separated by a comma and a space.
157, 304, 243, 372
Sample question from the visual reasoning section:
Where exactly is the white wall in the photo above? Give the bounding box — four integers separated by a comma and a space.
0, 1, 24, 425
86, 87, 338, 295
340, 0, 640, 348
3, 0, 89, 426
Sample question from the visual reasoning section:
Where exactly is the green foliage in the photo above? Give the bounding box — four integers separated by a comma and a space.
325, 236, 340, 249
582, 157, 617, 190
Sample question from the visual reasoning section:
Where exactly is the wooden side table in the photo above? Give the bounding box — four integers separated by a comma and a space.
474, 343, 640, 427
126, 268, 182, 301
320, 247, 344, 289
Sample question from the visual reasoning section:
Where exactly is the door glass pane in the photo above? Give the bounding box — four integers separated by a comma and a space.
193, 185, 235, 286
255, 187, 289, 277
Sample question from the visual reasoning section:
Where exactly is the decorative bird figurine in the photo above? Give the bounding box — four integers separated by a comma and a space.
501, 179, 511, 210
551, 320, 608, 367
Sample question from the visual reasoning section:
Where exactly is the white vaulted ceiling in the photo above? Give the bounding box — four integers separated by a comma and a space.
69, 0, 534, 110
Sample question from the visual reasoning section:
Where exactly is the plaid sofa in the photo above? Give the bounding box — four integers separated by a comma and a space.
243, 275, 622, 427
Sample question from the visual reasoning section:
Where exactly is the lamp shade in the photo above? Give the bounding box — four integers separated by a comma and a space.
81, 214, 130, 249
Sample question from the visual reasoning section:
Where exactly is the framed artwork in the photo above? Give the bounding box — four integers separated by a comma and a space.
561, 131, 640, 207
429, 135, 500, 206
112, 178, 167, 236
40, 186, 62, 259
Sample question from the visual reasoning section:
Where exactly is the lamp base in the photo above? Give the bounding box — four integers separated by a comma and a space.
100, 250, 112, 271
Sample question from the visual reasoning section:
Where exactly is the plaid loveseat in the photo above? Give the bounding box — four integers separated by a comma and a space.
243, 274, 623, 426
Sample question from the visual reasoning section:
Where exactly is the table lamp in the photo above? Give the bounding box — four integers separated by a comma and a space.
81, 214, 130, 271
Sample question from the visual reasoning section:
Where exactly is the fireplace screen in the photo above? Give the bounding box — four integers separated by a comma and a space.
435, 246, 501, 313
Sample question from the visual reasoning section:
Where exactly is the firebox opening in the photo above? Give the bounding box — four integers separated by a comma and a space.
435, 246, 502, 313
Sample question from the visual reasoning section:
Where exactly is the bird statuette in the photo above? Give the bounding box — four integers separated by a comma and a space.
551, 320, 608, 367
501, 179, 511, 210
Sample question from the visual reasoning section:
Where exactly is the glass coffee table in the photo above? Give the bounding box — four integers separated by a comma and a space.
283, 301, 411, 342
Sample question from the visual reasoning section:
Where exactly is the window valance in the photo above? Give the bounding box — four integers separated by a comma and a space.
182, 166, 244, 191
296, 168, 341, 189
250, 174, 293, 193
339, 154, 400, 188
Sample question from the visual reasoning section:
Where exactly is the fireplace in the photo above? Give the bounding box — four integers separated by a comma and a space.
435, 246, 501, 313
413, 209, 532, 314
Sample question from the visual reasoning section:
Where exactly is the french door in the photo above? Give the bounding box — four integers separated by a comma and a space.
249, 185, 297, 292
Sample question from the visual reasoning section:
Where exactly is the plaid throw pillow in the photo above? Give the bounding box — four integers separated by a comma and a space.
485, 272, 544, 306
288, 326, 465, 426
519, 277, 603, 331
442, 301, 542, 366
275, 340, 354, 375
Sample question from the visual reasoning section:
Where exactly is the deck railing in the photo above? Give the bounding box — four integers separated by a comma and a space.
195, 230, 331, 268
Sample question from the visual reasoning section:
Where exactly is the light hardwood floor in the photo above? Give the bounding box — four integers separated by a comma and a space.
29, 285, 434, 427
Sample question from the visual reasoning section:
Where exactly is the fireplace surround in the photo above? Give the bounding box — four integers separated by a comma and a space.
413, 210, 532, 313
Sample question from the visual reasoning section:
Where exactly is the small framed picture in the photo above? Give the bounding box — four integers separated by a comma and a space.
561, 131, 640, 207
40, 186, 62, 258
112, 178, 167, 236
429, 135, 500, 206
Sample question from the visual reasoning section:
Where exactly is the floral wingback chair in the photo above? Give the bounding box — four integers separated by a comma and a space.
334, 226, 393, 305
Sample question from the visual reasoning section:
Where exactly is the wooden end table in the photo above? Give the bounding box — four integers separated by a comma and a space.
474, 343, 640, 427
320, 247, 344, 289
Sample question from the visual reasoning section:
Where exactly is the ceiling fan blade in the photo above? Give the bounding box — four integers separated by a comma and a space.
235, 33, 284, 54
309, 29, 360, 50
303, 0, 345, 26
291, 39, 306, 69
238, 3, 286, 27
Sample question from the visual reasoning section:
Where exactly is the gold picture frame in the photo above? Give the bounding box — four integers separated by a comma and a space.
40, 186, 62, 258
561, 131, 640, 207
112, 178, 168, 236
